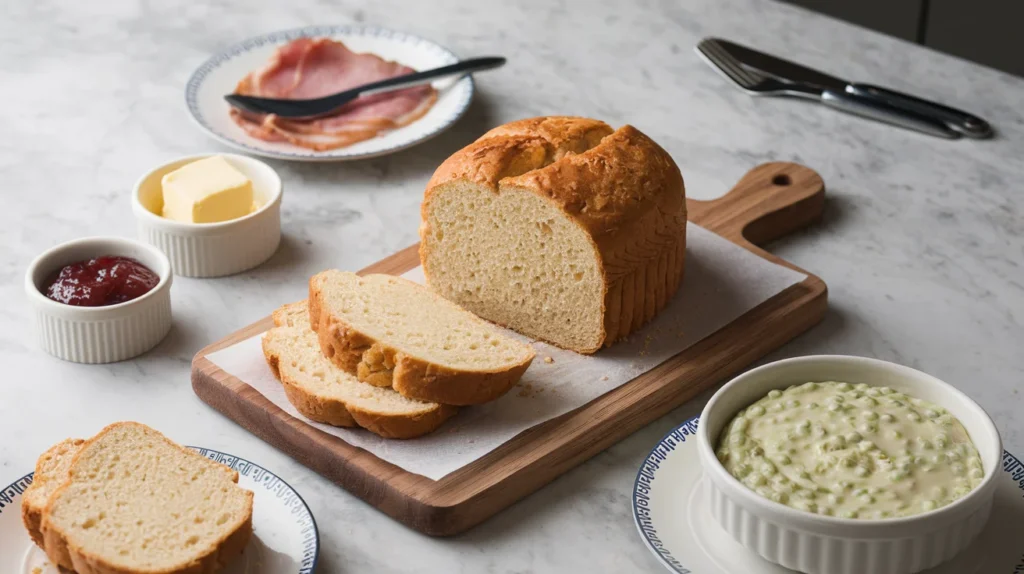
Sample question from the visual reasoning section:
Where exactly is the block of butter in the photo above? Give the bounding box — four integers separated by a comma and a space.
161, 156, 256, 224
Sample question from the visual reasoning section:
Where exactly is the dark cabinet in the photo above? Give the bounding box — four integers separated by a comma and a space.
780, 0, 924, 42
926, 0, 1024, 77
779, 0, 1022, 77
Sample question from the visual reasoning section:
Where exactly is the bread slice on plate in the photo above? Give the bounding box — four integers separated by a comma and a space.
22, 438, 85, 548
40, 422, 253, 574
263, 300, 457, 438
309, 270, 536, 405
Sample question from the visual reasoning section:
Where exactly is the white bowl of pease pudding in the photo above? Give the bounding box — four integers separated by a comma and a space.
696, 355, 1001, 574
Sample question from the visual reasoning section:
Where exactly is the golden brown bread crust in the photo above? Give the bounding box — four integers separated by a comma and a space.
39, 422, 253, 574
22, 438, 85, 549
261, 312, 458, 439
22, 500, 43, 548
422, 116, 686, 351
309, 273, 534, 405
390, 356, 531, 406
425, 117, 613, 194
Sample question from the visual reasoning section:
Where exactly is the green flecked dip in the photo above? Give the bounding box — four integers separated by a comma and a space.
716, 382, 984, 519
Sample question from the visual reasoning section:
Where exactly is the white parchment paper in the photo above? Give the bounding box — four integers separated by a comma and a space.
206, 224, 806, 480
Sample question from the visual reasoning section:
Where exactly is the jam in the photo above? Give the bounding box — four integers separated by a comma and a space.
45, 256, 160, 307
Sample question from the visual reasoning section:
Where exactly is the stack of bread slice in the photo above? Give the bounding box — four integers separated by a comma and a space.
261, 270, 536, 439
21, 422, 253, 574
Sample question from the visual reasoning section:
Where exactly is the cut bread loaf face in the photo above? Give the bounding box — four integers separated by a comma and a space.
263, 300, 457, 438
420, 116, 687, 353
40, 422, 253, 574
309, 271, 536, 405
22, 438, 84, 548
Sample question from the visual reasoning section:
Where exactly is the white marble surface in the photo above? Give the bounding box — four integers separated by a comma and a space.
2, 0, 1022, 572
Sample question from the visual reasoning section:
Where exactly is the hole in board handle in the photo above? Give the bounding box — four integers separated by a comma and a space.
772, 174, 791, 186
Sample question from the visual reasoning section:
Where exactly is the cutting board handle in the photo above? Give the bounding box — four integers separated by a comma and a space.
686, 162, 825, 248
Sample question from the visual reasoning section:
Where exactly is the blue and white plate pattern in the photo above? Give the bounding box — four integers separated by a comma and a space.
0, 446, 318, 574
633, 416, 1024, 574
185, 25, 474, 162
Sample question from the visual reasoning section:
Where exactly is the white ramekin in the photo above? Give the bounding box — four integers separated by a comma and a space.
697, 355, 1001, 574
131, 153, 282, 278
25, 237, 173, 363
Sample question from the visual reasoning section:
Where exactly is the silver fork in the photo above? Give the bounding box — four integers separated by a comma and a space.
696, 39, 818, 99
695, 39, 958, 138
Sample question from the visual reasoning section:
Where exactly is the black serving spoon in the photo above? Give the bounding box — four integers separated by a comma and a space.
225, 56, 505, 119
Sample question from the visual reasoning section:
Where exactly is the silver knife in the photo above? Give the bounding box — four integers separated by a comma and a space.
696, 38, 992, 140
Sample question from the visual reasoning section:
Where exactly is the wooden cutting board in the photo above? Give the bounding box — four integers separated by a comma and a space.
192, 161, 827, 536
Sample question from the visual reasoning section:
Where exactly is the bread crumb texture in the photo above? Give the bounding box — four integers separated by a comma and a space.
313, 271, 533, 369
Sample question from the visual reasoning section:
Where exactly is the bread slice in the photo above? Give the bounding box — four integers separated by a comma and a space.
309, 270, 535, 405
41, 422, 253, 574
22, 438, 85, 548
420, 116, 686, 353
272, 299, 309, 328
263, 300, 457, 438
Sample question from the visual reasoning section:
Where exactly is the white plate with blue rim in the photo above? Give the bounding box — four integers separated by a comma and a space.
633, 416, 1024, 574
0, 447, 319, 574
185, 25, 475, 162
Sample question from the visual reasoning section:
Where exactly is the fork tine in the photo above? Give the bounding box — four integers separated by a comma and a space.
701, 41, 754, 86
724, 50, 769, 86
699, 40, 764, 89
697, 41, 749, 86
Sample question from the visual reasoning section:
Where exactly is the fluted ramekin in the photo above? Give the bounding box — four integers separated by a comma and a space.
697, 355, 1001, 574
132, 153, 282, 278
25, 237, 173, 363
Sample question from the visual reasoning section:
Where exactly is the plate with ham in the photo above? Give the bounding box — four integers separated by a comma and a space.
186, 25, 473, 161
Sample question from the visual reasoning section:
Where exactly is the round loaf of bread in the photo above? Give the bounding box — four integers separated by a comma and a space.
420, 116, 686, 353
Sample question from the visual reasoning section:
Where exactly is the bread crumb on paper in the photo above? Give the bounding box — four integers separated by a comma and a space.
601, 375, 609, 381
543, 356, 554, 364
638, 334, 656, 357
517, 382, 549, 398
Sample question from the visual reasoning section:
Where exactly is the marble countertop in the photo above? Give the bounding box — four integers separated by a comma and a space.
3, 0, 1023, 571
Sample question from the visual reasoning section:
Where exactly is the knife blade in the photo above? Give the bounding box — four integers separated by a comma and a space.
712, 39, 992, 139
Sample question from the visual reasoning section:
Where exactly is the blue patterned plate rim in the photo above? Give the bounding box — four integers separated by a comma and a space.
184, 24, 474, 161
0, 446, 319, 574
632, 416, 1024, 574
632, 416, 701, 574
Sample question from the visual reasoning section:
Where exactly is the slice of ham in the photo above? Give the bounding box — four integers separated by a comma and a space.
229, 38, 438, 152
253, 37, 315, 97
229, 108, 287, 142
265, 92, 437, 151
